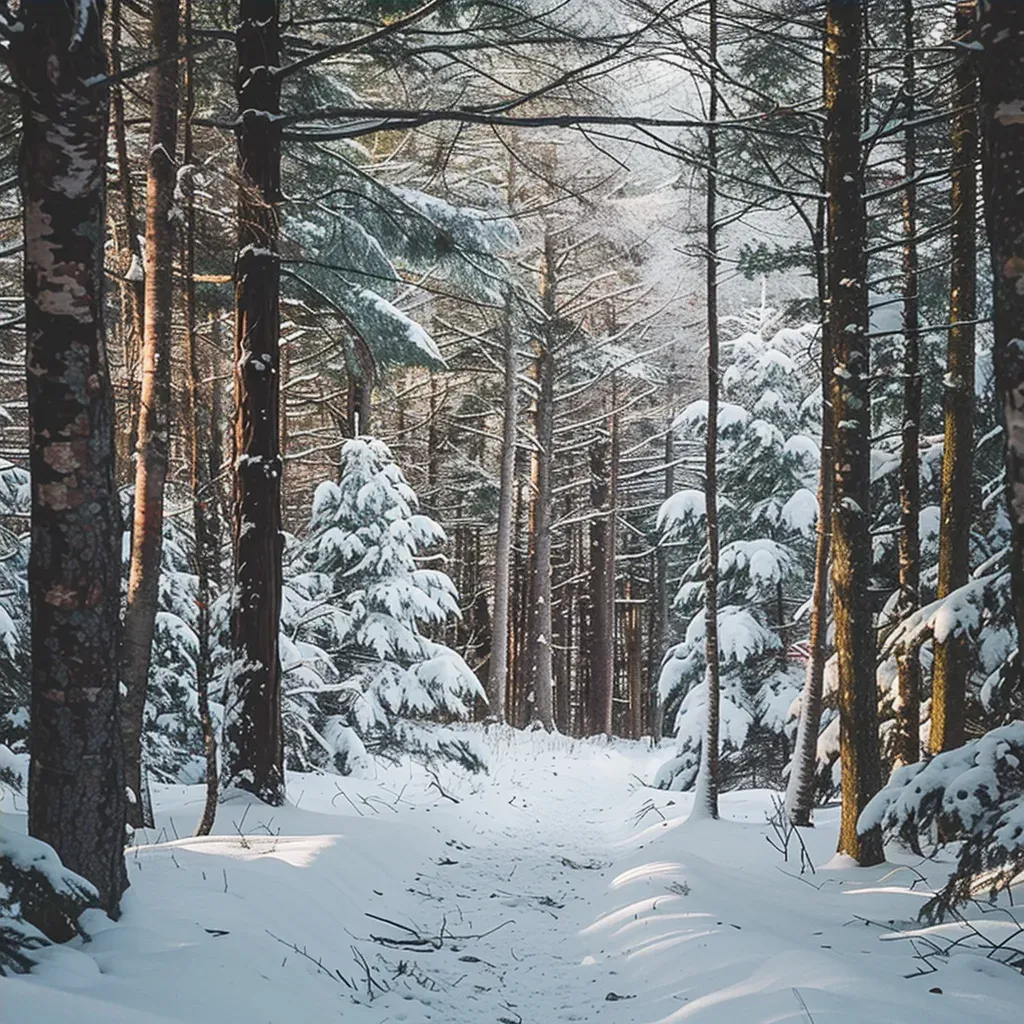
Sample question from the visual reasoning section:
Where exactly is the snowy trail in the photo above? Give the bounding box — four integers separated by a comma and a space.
3, 729, 1024, 1023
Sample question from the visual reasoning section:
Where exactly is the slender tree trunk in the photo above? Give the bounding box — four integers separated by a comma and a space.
625, 582, 644, 739
695, 0, 721, 819
182, 0, 219, 836
932, 1, 978, 755
224, 0, 285, 804
488, 298, 518, 723
527, 235, 556, 731
785, 199, 832, 827
14, 1, 128, 915
109, 0, 145, 467
825, 0, 883, 866
588, 433, 614, 736
120, 0, 181, 830
651, 421, 675, 740
892, 0, 923, 769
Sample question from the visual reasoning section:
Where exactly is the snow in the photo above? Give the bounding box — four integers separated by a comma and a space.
6, 729, 1018, 1021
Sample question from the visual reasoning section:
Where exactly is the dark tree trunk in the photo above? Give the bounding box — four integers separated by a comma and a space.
587, 434, 614, 736
825, 0, 883, 865
697, 0, 721, 819
224, 0, 285, 805
932, 1, 978, 754
893, 0, 923, 768
121, 0, 181, 830
13, 1, 128, 914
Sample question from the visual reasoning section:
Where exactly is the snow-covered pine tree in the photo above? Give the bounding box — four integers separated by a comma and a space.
280, 438, 485, 773
654, 313, 820, 791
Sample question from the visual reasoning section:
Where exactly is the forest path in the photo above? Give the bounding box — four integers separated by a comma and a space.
4, 729, 1023, 1023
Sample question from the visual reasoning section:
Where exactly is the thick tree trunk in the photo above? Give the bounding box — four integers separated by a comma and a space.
14, 1, 128, 915
893, 0, 923, 769
932, 1, 978, 755
980, 4, 1024, 712
695, 0, 721, 820
182, 0, 219, 837
527, 236, 556, 731
120, 0, 181, 830
224, 0, 286, 804
825, 0, 883, 866
488, 298, 518, 723
785, 202, 832, 827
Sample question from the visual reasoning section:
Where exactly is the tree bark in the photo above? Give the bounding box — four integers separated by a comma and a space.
181, 0, 219, 837
587, 434, 614, 736
488, 298, 518, 723
13, 1, 128, 914
109, 0, 145, 467
932, 1, 978, 755
825, 0, 883, 866
527, 234, 556, 731
120, 0, 181, 830
893, 0, 923, 769
695, 0, 721, 820
650, 421, 675, 740
785, 197, 832, 827
224, 0, 286, 804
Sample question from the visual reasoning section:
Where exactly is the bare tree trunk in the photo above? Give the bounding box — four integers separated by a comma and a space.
785, 198, 831, 827
980, 4, 1024, 710
224, 0, 285, 804
488, 298, 518, 723
892, 0, 923, 769
14, 1, 128, 915
932, 1, 978, 755
527, 235, 556, 731
650, 421, 675, 740
825, 0, 883, 866
109, 0, 145, 467
625, 582, 644, 739
181, 0, 219, 836
587, 433, 614, 736
695, 0, 721, 820
120, 0, 181, 830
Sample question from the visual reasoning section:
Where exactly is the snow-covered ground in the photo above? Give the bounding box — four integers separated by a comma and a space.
3, 727, 1022, 1022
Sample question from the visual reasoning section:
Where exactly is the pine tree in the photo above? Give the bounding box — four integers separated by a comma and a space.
283, 439, 485, 770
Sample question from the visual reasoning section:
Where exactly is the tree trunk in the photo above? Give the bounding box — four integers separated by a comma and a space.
695, 0, 721, 820
825, 0, 883, 866
785, 199, 832, 827
182, 0, 219, 837
932, 1, 978, 755
587, 434, 614, 736
527, 235, 556, 731
651, 420, 675, 740
120, 0, 181, 831
14, 2, 128, 915
488, 298, 518, 724
109, 0, 145, 470
892, 0, 923, 769
224, 0, 285, 804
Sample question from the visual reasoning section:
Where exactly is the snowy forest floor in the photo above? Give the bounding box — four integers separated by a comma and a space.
3, 728, 1023, 1023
